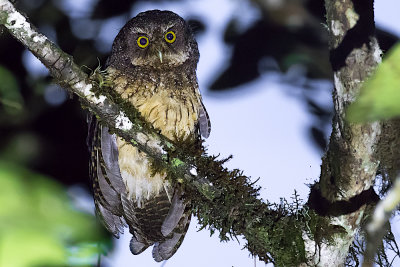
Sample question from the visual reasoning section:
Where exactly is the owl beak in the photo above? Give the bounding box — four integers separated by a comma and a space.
157, 50, 163, 63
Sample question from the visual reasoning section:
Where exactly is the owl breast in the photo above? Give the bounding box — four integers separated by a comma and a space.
136, 90, 199, 140
108, 67, 200, 205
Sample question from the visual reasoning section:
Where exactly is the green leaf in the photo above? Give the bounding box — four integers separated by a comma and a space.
0, 65, 24, 114
0, 161, 109, 267
347, 43, 400, 122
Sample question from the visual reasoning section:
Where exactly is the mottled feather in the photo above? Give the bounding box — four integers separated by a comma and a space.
87, 116, 126, 237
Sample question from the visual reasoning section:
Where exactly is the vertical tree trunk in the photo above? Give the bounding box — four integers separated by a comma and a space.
305, 0, 382, 265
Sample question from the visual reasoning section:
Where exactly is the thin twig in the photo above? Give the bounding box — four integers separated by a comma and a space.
363, 175, 400, 266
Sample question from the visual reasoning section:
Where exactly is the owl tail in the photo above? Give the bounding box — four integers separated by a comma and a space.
152, 233, 181, 262
152, 213, 191, 262
130, 235, 149, 255
130, 221, 189, 262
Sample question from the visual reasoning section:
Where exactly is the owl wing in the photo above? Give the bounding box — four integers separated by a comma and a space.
88, 115, 192, 261
87, 115, 126, 237
198, 100, 211, 138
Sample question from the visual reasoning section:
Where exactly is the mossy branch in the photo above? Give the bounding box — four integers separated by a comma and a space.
0, 0, 316, 265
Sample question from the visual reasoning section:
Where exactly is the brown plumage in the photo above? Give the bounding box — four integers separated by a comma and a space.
87, 10, 210, 262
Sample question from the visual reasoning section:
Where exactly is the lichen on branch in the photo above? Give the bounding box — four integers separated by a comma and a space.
0, 0, 319, 264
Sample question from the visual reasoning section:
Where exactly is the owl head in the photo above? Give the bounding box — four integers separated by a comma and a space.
107, 10, 199, 70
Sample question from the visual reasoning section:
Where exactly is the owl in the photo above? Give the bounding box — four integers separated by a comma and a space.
87, 10, 211, 262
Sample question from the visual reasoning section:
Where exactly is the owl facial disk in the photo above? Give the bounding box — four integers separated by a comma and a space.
108, 10, 199, 70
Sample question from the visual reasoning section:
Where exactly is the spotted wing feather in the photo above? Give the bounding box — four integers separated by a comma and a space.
87, 115, 126, 237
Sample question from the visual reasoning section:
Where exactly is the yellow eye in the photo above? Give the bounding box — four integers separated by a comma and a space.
164, 31, 176, 43
137, 36, 149, 48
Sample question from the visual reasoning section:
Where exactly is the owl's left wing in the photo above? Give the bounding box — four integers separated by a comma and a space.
87, 115, 126, 237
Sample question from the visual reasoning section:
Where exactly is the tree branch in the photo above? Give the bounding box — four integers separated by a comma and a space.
363, 174, 400, 266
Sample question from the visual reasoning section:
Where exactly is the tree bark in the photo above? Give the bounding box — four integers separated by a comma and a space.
305, 0, 382, 265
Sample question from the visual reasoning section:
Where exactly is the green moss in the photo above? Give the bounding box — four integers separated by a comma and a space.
171, 158, 184, 167
130, 139, 138, 145
0, 13, 7, 25
307, 208, 347, 245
